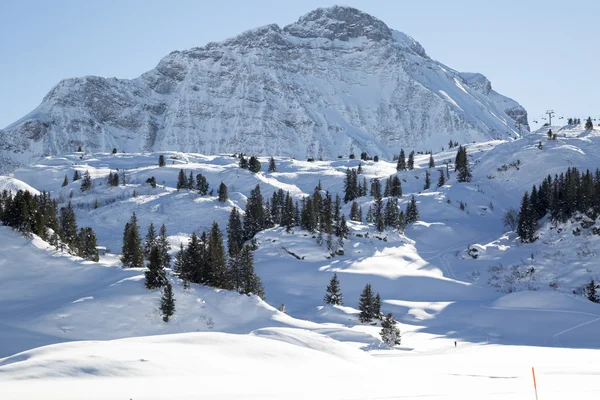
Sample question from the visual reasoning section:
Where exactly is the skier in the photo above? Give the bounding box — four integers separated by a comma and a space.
454, 341, 457, 348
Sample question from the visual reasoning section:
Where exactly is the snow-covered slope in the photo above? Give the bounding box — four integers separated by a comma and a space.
0, 6, 528, 173
4, 124, 600, 398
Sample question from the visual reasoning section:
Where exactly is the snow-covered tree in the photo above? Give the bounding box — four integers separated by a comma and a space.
145, 246, 167, 289
160, 283, 175, 322
380, 313, 401, 346
324, 273, 343, 305
358, 283, 375, 323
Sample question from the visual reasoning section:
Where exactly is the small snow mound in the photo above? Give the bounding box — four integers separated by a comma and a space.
0, 176, 40, 195
250, 327, 370, 363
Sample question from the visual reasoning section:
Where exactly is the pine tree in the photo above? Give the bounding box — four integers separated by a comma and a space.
248, 156, 261, 173
227, 207, 244, 257
396, 150, 406, 171
406, 196, 419, 223
358, 283, 375, 323
390, 176, 402, 197
585, 117, 594, 130
336, 215, 349, 239
268, 156, 276, 172
218, 182, 228, 202
158, 155, 166, 167
196, 174, 209, 195
424, 170, 431, 190
143, 223, 157, 260
76, 227, 99, 261
585, 279, 599, 303
145, 246, 167, 289
62, 175, 69, 187
380, 313, 401, 346
397, 210, 406, 231
160, 283, 175, 322
206, 222, 228, 288
239, 155, 248, 169
72, 170, 80, 182
374, 197, 384, 232
517, 191, 536, 243
187, 171, 194, 190
59, 202, 78, 250
373, 292, 382, 320
176, 169, 186, 190
357, 162, 363, 175
112, 147, 117, 154
238, 245, 265, 298
121, 213, 144, 268
350, 201, 361, 222
455, 146, 472, 182
437, 169, 446, 187
244, 184, 265, 240
80, 170, 92, 192
326, 232, 335, 255
157, 224, 171, 268
428, 154, 435, 168
324, 273, 343, 305
407, 151, 415, 170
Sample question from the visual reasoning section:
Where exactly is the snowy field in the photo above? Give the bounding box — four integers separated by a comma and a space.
2, 124, 600, 398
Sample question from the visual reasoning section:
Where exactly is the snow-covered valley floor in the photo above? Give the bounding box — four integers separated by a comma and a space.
2, 124, 600, 398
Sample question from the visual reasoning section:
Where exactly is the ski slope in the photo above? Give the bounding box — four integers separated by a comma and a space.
2, 124, 600, 398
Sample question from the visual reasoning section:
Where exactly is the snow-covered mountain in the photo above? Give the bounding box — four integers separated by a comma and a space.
0, 6, 528, 173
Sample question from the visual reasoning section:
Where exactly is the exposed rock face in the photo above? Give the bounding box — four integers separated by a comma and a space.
0, 6, 528, 172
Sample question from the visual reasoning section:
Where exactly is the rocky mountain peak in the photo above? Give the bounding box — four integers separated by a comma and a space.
283, 6, 392, 42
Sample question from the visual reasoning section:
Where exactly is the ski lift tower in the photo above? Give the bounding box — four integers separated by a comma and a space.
546, 110, 555, 126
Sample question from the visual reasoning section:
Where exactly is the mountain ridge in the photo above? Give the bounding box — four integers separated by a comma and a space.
0, 6, 529, 172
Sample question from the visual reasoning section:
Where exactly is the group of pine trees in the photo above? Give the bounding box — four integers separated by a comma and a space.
0, 190, 99, 261
396, 149, 415, 171
238, 154, 262, 173
323, 274, 400, 346
517, 167, 600, 243
176, 169, 211, 195
454, 146, 472, 183
567, 118, 582, 125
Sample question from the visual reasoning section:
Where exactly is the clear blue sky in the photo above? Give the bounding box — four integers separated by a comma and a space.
1, 0, 598, 130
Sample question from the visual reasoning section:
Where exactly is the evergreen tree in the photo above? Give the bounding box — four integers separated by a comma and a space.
187, 171, 194, 190
158, 155, 166, 167
397, 210, 406, 232
373, 155, 379, 162
239, 155, 248, 169
370, 178, 382, 200
157, 224, 171, 268
455, 146, 472, 182
206, 222, 228, 288
326, 232, 335, 255
227, 207, 244, 256
585, 279, 599, 303
121, 213, 144, 268
160, 283, 175, 322
396, 150, 406, 171
358, 283, 375, 323
62, 175, 69, 187
585, 117, 594, 130
218, 182, 228, 202
59, 202, 78, 250
374, 197, 384, 232
380, 313, 401, 346
517, 191, 536, 243
268, 156, 276, 172
173, 243, 185, 275
145, 246, 167, 289
195, 173, 209, 195
244, 184, 265, 240
183, 232, 205, 284
324, 273, 343, 305
76, 227, 99, 261
336, 215, 349, 239
80, 170, 92, 192
73, 170, 80, 182
406, 196, 419, 223
407, 151, 415, 170
437, 169, 446, 187
238, 245, 265, 298
176, 169, 187, 190
143, 223, 157, 260
424, 170, 431, 190
357, 162, 363, 175
350, 201, 361, 222
428, 154, 435, 168
248, 156, 261, 173
373, 292, 382, 320
390, 176, 402, 197
112, 147, 117, 154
